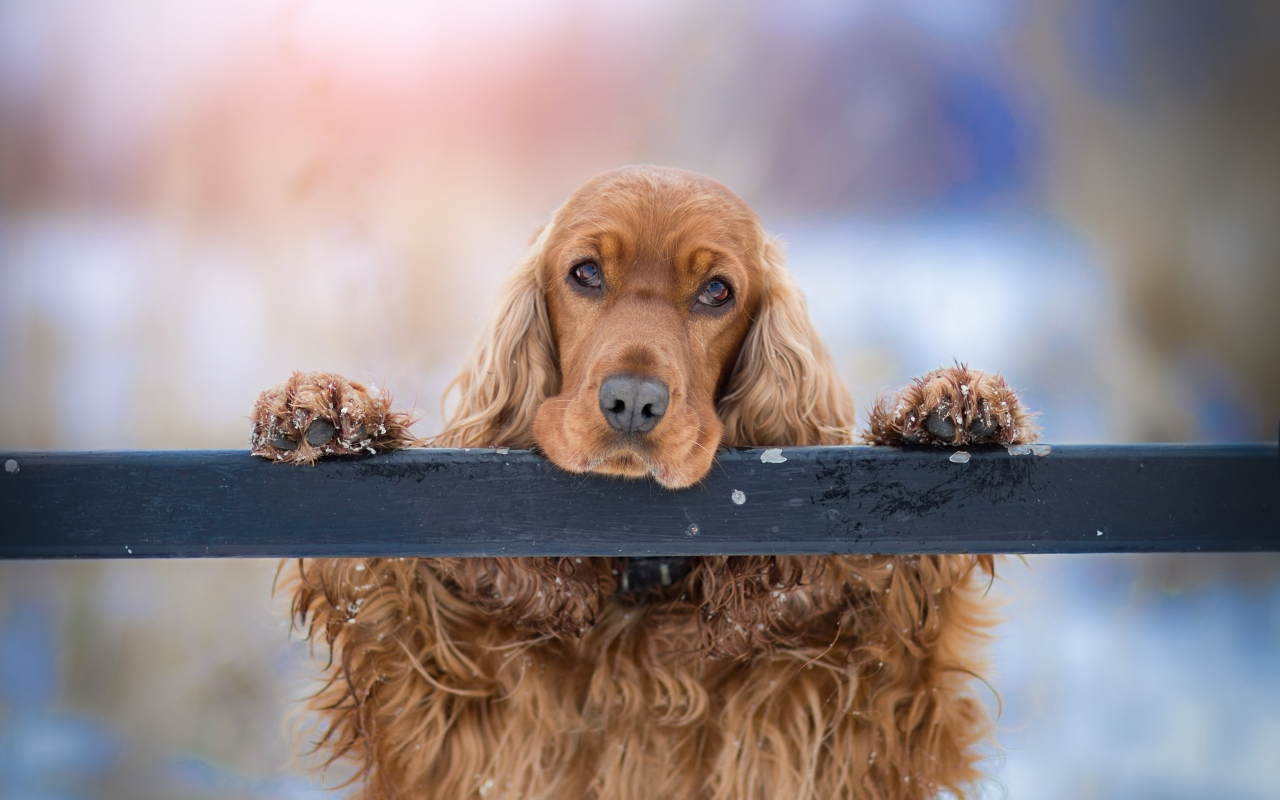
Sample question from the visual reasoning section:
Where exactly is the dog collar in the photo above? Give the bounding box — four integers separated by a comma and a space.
615, 556, 693, 601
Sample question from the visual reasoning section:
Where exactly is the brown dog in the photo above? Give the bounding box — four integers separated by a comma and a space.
251, 166, 1034, 800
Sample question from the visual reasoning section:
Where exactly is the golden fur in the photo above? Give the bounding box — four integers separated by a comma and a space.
253, 166, 1036, 800
286, 555, 997, 800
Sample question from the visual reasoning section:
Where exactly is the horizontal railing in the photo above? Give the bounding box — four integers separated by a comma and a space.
0, 445, 1276, 558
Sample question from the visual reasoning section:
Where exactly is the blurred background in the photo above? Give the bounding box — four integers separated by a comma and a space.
1, 0, 1277, 797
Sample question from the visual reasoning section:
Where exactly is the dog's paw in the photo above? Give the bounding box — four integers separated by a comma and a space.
862, 364, 1036, 447
250, 371, 417, 464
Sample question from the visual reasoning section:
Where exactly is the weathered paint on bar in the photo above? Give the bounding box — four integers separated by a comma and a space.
0, 445, 1276, 558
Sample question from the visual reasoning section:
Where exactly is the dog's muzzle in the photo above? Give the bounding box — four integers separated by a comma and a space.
615, 556, 692, 601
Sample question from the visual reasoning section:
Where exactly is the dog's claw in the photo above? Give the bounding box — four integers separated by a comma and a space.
966, 399, 998, 438
306, 419, 337, 446
924, 410, 956, 440
270, 432, 299, 450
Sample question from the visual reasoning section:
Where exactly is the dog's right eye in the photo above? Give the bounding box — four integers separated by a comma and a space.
571, 261, 602, 288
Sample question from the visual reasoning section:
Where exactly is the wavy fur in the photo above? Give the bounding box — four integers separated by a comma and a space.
433, 222, 559, 449
285, 554, 997, 800
718, 238, 855, 447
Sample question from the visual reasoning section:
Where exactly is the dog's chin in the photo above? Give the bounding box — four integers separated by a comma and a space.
590, 449, 651, 479
603, 446, 719, 489
541, 441, 709, 490
583, 447, 698, 490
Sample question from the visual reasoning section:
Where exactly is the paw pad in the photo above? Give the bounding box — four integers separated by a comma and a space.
304, 419, 336, 446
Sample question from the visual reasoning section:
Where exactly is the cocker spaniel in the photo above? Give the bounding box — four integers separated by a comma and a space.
250, 166, 1035, 800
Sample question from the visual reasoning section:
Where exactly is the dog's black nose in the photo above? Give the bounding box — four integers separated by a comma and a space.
598, 374, 669, 434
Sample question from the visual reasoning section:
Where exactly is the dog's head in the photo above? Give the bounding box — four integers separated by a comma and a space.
438, 166, 853, 488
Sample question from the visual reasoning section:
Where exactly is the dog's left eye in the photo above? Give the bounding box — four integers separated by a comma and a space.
572, 261, 602, 288
697, 279, 732, 307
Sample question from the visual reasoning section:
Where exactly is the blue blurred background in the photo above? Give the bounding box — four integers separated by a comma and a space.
1, 0, 1277, 798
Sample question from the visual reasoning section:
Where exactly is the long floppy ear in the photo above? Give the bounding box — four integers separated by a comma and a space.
433, 223, 559, 448
717, 237, 855, 447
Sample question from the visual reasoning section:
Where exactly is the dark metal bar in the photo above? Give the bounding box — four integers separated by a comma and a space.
0, 445, 1276, 558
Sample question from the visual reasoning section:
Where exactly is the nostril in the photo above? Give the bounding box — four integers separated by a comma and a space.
598, 374, 670, 434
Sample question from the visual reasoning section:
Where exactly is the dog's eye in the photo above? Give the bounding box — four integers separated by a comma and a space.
571, 261, 602, 288
697, 279, 732, 307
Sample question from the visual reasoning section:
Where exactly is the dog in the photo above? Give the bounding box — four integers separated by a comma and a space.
250, 166, 1035, 800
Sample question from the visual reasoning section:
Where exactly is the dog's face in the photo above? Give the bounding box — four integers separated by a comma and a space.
438, 165, 852, 487
531, 169, 765, 489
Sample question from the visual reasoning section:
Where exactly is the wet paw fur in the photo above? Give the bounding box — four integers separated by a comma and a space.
250, 371, 418, 464
862, 364, 1036, 447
